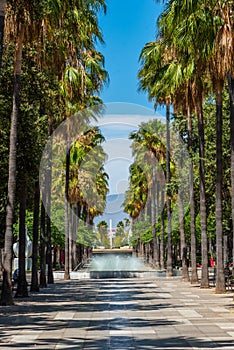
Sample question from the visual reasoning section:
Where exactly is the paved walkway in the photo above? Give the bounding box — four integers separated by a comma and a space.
0, 278, 234, 349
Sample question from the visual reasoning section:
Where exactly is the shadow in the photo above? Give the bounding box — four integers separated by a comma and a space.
0, 279, 234, 349
0, 334, 234, 349
133, 336, 234, 349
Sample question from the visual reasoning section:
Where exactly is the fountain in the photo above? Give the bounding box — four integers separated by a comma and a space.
87, 250, 148, 278
53, 248, 182, 280
90, 254, 145, 271
64, 248, 181, 280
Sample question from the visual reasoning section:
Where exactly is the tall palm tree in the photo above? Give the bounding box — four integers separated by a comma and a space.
126, 120, 168, 268
49, 0, 108, 279
66, 127, 108, 269
178, 144, 190, 282
229, 73, 234, 276
40, 201, 47, 288
1, 21, 25, 306
160, 188, 165, 269
127, 115, 189, 272
138, 40, 174, 277
186, 83, 198, 283
163, 0, 228, 291
224, 10, 234, 271
15, 183, 28, 298
159, 0, 234, 292
30, 181, 40, 292
124, 163, 148, 221
165, 103, 173, 277
210, 1, 232, 293
157, 0, 211, 287
1, 0, 48, 305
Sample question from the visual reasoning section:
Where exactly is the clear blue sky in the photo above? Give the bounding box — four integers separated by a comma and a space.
94, 1, 165, 228
98, 0, 164, 110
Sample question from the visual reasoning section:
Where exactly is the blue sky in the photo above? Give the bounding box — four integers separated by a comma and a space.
94, 1, 165, 228
98, 0, 164, 110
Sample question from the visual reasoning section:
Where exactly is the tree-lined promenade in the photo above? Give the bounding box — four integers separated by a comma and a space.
0, 0, 109, 305
124, 0, 234, 294
0, 0, 233, 308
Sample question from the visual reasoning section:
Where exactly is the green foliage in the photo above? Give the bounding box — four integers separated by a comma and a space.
130, 218, 152, 247
76, 221, 96, 247
112, 220, 130, 248
96, 220, 110, 248
125, 83, 231, 253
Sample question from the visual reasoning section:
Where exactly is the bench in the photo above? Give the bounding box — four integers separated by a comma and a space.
225, 267, 234, 290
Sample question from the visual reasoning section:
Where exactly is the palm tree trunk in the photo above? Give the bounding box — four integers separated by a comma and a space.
187, 99, 198, 283
46, 116, 54, 284
151, 198, 157, 266
227, 73, 234, 279
179, 188, 189, 281
45, 168, 53, 284
197, 99, 209, 288
166, 103, 173, 277
178, 131, 189, 282
64, 138, 70, 280
69, 203, 73, 271
215, 84, 226, 293
46, 213, 54, 283
40, 201, 47, 288
71, 204, 78, 270
0, 0, 7, 67
0, 22, 25, 306
151, 168, 160, 269
30, 181, 40, 292
160, 189, 165, 270
15, 184, 28, 298
155, 180, 160, 268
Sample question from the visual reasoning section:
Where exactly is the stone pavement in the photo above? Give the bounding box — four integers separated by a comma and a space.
0, 277, 234, 349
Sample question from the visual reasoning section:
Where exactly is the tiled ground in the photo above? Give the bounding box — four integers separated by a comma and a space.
0, 278, 234, 349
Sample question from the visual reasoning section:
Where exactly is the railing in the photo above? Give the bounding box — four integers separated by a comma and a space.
73, 257, 92, 271
73, 262, 83, 271
211, 267, 234, 289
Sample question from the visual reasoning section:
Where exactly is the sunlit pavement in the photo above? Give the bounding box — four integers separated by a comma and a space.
1, 278, 234, 349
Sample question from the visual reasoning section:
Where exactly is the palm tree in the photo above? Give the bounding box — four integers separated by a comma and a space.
165, 103, 173, 277
64, 132, 70, 279
164, 0, 227, 291
158, 0, 234, 292
160, 188, 165, 269
178, 145, 190, 282
157, 0, 210, 287
1, 0, 49, 305
208, 0, 234, 293
49, 0, 108, 279
124, 163, 148, 221
229, 73, 234, 277
30, 181, 40, 292
15, 183, 28, 298
126, 120, 169, 267
210, 1, 232, 293
224, 13, 234, 271
138, 40, 175, 277
40, 201, 47, 288
130, 121, 166, 264
97, 220, 108, 247
0, 21, 25, 306
66, 126, 108, 268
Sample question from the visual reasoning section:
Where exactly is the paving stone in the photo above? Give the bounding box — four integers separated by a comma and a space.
1, 277, 234, 349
